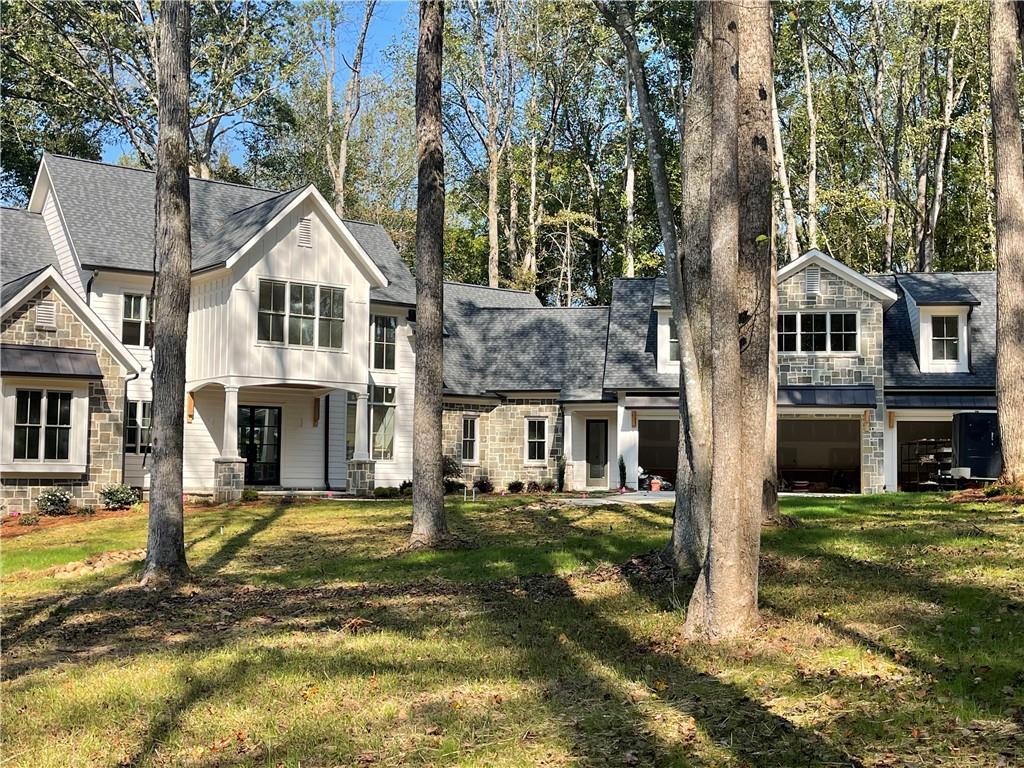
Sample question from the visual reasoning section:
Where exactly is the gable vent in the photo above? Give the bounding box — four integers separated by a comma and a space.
297, 217, 313, 248
35, 301, 57, 330
805, 266, 821, 296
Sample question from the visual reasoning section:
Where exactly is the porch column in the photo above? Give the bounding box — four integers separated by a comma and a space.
352, 390, 370, 461
222, 385, 240, 459
563, 410, 574, 490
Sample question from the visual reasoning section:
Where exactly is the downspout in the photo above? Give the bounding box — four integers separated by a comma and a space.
121, 371, 140, 485
85, 270, 98, 306
966, 305, 974, 373
323, 394, 331, 491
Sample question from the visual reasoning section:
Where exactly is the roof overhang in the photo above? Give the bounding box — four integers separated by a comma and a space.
779, 249, 898, 307
0, 265, 142, 375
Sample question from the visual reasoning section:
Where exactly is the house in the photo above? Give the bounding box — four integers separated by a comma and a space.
0, 155, 1001, 512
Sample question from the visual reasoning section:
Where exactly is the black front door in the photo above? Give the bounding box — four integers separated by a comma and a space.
238, 406, 281, 485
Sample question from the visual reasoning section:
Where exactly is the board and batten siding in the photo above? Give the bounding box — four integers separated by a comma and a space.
368, 306, 415, 487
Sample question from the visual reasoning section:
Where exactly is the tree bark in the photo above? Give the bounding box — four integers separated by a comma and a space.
770, 83, 800, 263
990, 0, 1024, 484
506, 149, 520, 274
487, 149, 501, 286
410, 0, 448, 546
141, 0, 191, 587
623, 66, 636, 277
800, 28, 818, 250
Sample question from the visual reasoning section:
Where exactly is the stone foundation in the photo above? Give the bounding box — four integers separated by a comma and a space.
213, 458, 246, 503
347, 460, 375, 495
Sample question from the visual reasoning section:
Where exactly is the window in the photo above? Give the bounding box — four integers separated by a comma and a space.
372, 315, 397, 369
668, 320, 680, 362
319, 287, 345, 349
345, 392, 357, 460
370, 385, 396, 460
462, 416, 478, 463
124, 401, 152, 454
777, 314, 797, 352
829, 313, 857, 352
288, 283, 316, 346
525, 417, 547, 464
932, 316, 959, 361
122, 294, 152, 346
14, 389, 70, 461
800, 313, 827, 352
258, 280, 286, 343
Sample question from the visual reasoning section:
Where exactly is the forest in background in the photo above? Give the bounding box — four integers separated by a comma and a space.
1, 0, 1013, 305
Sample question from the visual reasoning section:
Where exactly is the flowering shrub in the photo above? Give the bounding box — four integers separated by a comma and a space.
36, 488, 72, 516
99, 484, 139, 510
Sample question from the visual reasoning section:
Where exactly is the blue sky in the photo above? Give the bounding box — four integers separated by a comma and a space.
101, 1, 414, 165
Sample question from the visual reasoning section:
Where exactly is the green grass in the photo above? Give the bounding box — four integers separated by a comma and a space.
2, 493, 1021, 767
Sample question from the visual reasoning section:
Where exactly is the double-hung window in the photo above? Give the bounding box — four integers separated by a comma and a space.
829, 313, 857, 352
370, 385, 396, 460
931, 316, 959, 362
371, 315, 397, 369
124, 401, 152, 454
778, 311, 858, 354
668, 320, 680, 362
800, 313, 827, 352
122, 294, 153, 346
525, 417, 547, 464
14, 389, 71, 461
288, 283, 316, 346
777, 314, 797, 352
319, 287, 345, 349
258, 280, 286, 343
462, 416, 478, 463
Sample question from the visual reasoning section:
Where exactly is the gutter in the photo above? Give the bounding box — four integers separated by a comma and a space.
85, 269, 98, 306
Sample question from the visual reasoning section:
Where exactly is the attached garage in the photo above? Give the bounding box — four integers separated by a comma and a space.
778, 419, 861, 493
637, 419, 678, 485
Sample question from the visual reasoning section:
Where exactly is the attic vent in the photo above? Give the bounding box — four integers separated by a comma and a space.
35, 301, 57, 331
297, 217, 313, 248
805, 266, 821, 296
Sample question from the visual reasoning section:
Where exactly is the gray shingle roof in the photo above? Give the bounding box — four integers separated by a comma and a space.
191, 187, 306, 271
348, 220, 417, 305
1, 207, 59, 291
895, 272, 980, 305
603, 278, 677, 390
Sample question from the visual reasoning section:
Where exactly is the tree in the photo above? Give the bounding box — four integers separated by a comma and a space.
141, 0, 192, 586
410, 0, 448, 547
989, 0, 1024, 484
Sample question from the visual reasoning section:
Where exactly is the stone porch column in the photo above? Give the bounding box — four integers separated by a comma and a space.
214, 385, 246, 503
348, 389, 375, 494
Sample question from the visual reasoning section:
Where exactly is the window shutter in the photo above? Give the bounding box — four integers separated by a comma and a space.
35, 301, 57, 330
805, 266, 821, 296
298, 217, 313, 248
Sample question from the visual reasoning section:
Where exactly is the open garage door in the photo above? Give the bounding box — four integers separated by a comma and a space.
778, 419, 860, 493
638, 419, 678, 486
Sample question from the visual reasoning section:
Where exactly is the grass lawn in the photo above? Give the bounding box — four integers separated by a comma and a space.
1, 494, 1021, 767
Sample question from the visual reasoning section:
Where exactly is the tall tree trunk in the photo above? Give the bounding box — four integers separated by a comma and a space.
410, 0, 448, 546
982, 119, 997, 267
142, 0, 191, 587
800, 28, 818, 250
487, 148, 500, 287
990, 0, 1024, 484
623, 67, 636, 277
506, 150, 520, 274
525, 135, 540, 278
883, 68, 907, 271
912, 27, 931, 268
770, 83, 800, 263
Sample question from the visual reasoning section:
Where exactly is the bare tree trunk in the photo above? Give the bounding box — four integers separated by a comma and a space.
883, 68, 907, 271
411, 0, 448, 546
623, 66, 636, 277
982, 119, 997, 267
770, 83, 800, 263
487, 149, 500, 286
142, 0, 191, 587
912, 30, 931, 269
506, 150, 520, 273
800, 28, 818, 250
990, 0, 1024, 484
526, 135, 540, 277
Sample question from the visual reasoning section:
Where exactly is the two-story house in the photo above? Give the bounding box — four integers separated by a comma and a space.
0, 155, 1002, 512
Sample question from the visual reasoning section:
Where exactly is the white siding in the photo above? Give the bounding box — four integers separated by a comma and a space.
368, 307, 415, 487
183, 387, 224, 491
40, 190, 86, 296
327, 390, 350, 488
90, 272, 154, 402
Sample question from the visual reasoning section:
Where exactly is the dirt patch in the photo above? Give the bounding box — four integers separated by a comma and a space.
950, 487, 1024, 505
48, 549, 147, 579
0, 508, 143, 538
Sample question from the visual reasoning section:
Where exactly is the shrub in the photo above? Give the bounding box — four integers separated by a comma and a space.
442, 455, 462, 481
374, 485, 401, 499
508, 480, 524, 493
18, 512, 41, 526
99, 483, 139, 510
240, 488, 260, 503
444, 479, 466, 495
473, 476, 494, 493
618, 456, 627, 489
541, 477, 556, 492
527, 480, 541, 493
557, 455, 567, 492
36, 488, 72, 516
79, 505, 96, 516
399, 480, 413, 496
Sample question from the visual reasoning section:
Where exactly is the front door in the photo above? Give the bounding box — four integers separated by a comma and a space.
238, 406, 281, 486
585, 419, 608, 488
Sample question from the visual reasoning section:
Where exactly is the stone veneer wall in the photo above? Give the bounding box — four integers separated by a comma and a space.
0, 287, 126, 512
443, 399, 563, 490
778, 266, 885, 492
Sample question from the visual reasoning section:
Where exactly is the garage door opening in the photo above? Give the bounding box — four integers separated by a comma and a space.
897, 421, 952, 491
638, 419, 678, 486
778, 419, 860, 493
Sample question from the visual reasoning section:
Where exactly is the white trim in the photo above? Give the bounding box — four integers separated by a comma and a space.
778, 249, 898, 307
1, 266, 142, 374
1, 379, 89, 474
777, 309, 860, 356
460, 414, 480, 465
918, 306, 969, 373
223, 185, 388, 287
655, 309, 680, 373
523, 415, 549, 465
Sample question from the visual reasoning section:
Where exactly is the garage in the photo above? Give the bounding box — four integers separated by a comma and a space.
778, 419, 860, 493
637, 419, 678, 485
897, 421, 952, 490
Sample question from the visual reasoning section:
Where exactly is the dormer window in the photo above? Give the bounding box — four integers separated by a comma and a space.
918, 306, 969, 373
656, 310, 680, 371
931, 316, 959, 362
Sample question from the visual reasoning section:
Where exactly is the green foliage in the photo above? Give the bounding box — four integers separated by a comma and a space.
240, 489, 260, 503
35, 488, 72, 516
17, 512, 41, 526
508, 480, 525, 493
373, 486, 401, 499
541, 478, 556, 492
472, 477, 494, 493
99, 484, 139, 511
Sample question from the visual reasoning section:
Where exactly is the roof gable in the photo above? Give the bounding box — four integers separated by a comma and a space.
779, 249, 898, 307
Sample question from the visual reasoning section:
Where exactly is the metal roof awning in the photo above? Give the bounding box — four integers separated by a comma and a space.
0, 344, 103, 379
885, 392, 997, 410
778, 385, 877, 409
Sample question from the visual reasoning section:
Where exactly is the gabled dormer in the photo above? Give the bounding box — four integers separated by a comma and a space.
895, 273, 980, 375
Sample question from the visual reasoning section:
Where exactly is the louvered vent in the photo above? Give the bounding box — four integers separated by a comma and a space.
35, 300, 57, 330
805, 266, 821, 296
298, 217, 313, 248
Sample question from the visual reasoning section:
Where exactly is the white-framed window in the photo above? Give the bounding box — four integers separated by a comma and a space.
777, 311, 858, 354
2, 382, 88, 473
462, 416, 479, 464
371, 314, 397, 370
931, 316, 959, 362
124, 401, 152, 454
14, 389, 71, 461
668, 319, 680, 362
918, 306, 969, 373
122, 294, 153, 347
524, 417, 548, 464
257, 279, 345, 348
370, 385, 396, 461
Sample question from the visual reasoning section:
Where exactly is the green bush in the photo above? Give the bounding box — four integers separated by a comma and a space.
527, 480, 541, 493
240, 488, 260, 502
17, 512, 41, 526
374, 486, 401, 499
36, 488, 72, 516
399, 480, 413, 496
508, 480, 524, 493
444, 480, 466, 495
442, 455, 462, 481
99, 483, 139, 510
473, 476, 494, 493
541, 477, 556, 492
